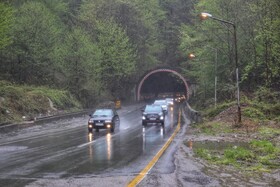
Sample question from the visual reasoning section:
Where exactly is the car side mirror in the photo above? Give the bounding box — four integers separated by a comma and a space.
89, 114, 92, 117
141, 109, 144, 112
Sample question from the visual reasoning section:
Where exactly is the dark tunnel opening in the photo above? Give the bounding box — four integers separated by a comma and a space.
140, 72, 186, 100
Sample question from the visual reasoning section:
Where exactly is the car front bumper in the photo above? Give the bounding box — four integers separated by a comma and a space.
142, 119, 164, 124
88, 123, 112, 129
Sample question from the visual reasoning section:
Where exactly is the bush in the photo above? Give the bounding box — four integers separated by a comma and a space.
255, 87, 279, 104
243, 107, 265, 120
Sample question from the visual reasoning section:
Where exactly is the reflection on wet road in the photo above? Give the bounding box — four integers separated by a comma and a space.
0, 104, 180, 186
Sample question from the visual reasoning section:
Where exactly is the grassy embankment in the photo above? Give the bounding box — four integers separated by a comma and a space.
188, 88, 280, 173
0, 80, 81, 124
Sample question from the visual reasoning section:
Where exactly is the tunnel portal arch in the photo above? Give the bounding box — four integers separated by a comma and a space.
137, 68, 189, 101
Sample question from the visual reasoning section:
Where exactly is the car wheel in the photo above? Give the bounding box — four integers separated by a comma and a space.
110, 127, 114, 133
95, 128, 99, 132
142, 122, 147, 127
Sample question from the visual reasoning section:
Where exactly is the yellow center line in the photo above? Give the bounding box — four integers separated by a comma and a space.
127, 110, 182, 187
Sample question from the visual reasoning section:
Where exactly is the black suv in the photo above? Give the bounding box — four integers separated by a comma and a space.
142, 104, 165, 127
88, 109, 119, 132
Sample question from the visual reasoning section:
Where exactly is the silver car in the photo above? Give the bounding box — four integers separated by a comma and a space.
154, 100, 168, 113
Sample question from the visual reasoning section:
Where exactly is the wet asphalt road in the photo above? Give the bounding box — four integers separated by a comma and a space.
0, 103, 180, 187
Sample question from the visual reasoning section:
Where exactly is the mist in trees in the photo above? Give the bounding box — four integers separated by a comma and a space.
179, 0, 280, 106
0, 0, 279, 107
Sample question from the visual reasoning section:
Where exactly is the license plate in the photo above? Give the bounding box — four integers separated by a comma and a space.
96, 123, 103, 126
150, 118, 156, 120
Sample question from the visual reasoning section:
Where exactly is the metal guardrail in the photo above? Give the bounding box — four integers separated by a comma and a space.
34, 110, 91, 124
0, 109, 92, 133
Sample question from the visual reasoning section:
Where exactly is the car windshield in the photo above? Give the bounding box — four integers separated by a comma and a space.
144, 105, 162, 113
154, 100, 166, 105
92, 109, 113, 117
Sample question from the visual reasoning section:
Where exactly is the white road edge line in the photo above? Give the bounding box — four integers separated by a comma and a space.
77, 140, 96, 148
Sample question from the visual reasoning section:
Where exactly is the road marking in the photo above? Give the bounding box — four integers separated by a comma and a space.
77, 140, 96, 148
127, 110, 182, 187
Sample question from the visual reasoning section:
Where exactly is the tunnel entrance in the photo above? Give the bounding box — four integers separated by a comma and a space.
137, 69, 189, 101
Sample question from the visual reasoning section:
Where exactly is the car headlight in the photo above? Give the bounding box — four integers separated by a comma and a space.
160, 116, 164, 120
142, 116, 146, 120
88, 124, 93, 128
105, 119, 112, 123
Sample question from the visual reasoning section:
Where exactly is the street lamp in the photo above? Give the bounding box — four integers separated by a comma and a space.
200, 12, 241, 124
188, 53, 196, 59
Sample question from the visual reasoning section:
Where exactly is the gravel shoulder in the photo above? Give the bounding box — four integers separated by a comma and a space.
139, 111, 280, 187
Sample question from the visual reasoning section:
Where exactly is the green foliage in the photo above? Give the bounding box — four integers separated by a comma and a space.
95, 19, 136, 98
0, 81, 81, 123
205, 101, 235, 118
250, 140, 278, 154
259, 127, 280, 139
52, 27, 103, 106
29, 88, 81, 110
179, 0, 280, 107
1, 0, 280, 111
243, 107, 265, 120
0, 2, 14, 49
195, 122, 233, 135
224, 147, 254, 162
255, 86, 280, 104
4, 1, 63, 84
80, 0, 164, 77
244, 87, 280, 121
194, 148, 215, 161
194, 140, 279, 171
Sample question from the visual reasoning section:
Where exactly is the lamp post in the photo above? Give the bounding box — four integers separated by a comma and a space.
200, 12, 241, 124
213, 48, 218, 108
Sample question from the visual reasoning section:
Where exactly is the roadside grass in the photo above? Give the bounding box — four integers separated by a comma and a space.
202, 88, 280, 124
30, 87, 81, 109
203, 101, 235, 118
259, 127, 280, 139
0, 81, 81, 123
190, 88, 280, 173
193, 140, 280, 172
194, 121, 234, 135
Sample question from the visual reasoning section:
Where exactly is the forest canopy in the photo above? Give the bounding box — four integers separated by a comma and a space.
0, 0, 279, 107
